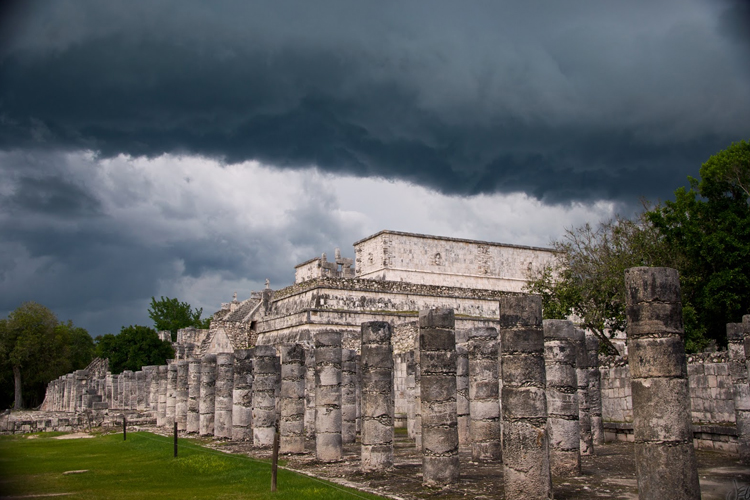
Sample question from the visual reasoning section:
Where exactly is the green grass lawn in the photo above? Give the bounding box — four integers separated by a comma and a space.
0, 431, 384, 500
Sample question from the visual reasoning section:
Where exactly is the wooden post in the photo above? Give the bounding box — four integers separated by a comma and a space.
174, 421, 178, 458
271, 422, 280, 491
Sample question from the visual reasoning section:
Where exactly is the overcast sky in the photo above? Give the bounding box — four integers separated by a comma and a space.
1, 0, 749, 337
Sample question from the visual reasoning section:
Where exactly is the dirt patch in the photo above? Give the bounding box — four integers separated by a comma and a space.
53, 433, 94, 440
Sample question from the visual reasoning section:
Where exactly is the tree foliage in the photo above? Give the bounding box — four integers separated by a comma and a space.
647, 140, 750, 347
528, 141, 749, 354
95, 325, 175, 374
0, 302, 94, 409
148, 296, 210, 341
525, 213, 680, 354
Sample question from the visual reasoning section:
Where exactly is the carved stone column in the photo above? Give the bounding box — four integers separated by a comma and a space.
624, 267, 700, 500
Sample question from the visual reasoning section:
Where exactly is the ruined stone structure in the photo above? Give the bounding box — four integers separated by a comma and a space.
31, 232, 750, 498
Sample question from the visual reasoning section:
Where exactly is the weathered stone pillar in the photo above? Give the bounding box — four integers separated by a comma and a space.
187, 359, 202, 433
315, 331, 343, 462
135, 370, 146, 411
144, 366, 158, 412
585, 332, 605, 445
253, 345, 280, 447
121, 370, 133, 411
543, 319, 580, 476
355, 353, 362, 435
413, 334, 423, 450
176, 360, 189, 431
199, 354, 217, 436
575, 328, 593, 456
625, 267, 700, 500
341, 348, 358, 444
405, 351, 417, 439
456, 341, 470, 448
361, 321, 394, 471
107, 373, 120, 409
279, 344, 306, 454
467, 326, 501, 461
419, 309, 459, 487
499, 295, 552, 500
214, 353, 235, 439
130, 371, 138, 410
232, 349, 254, 441
728, 323, 750, 463
157, 366, 167, 426
304, 346, 316, 439
166, 362, 177, 426
65, 373, 74, 412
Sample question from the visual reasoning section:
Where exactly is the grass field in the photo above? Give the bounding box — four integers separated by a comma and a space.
0, 431, 385, 500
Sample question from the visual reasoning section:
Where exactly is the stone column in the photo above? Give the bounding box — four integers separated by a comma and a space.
105, 373, 114, 410
214, 353, 235, 439
187, 359, 202, 433
413, 334, 423, 450
176, 360, 189, 431
199, 354, 217, 436
456, 341, 470, 448
232, 349, 254, 441
166, 362, 177, 426
585, 332, 605, 445
279, 344, 306, 454
144, 366, 158, 412
65, 373, 74, 412
575, 328, 593, 456
130, 371, 138, 410
157, 366, 167, 426
341, 349, 358, 444
304, 346, 316, 439
315, 331, 343, 462
543, 319, 580, 476
355, 353, 362, 435
405, 351, 417, 439
467, 326, 502, 462
624, 267, 700, 500
728, 323, 750, 463
253, 345, 280, 447
136, 370, 146, 411
122, 370, 132, 411
419, 309, 459, 487
360, 321, 394, 471
499, 295, 552, 500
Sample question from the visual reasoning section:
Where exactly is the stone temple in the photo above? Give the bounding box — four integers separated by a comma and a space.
180, 229, 557, 357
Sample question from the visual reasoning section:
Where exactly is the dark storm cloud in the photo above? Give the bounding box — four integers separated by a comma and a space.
0, 150, 360, 334
2, 0, 749, 204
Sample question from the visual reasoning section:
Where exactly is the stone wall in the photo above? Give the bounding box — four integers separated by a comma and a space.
600, 350, 742, 451
257, 277, 509, 349
353, 230, 557, 292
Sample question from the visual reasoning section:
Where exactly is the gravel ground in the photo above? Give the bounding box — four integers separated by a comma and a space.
194, 430, 750, 500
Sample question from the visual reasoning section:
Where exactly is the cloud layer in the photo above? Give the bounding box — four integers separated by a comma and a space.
2, 1, 748, 204
1, 1, 749, 335
0, 151, 616, 334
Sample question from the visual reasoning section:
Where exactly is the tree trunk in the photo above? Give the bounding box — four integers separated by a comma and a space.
590, 328, 620, 356
13, 365, 23, 409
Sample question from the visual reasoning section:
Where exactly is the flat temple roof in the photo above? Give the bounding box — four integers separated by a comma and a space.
352, 230, 555, 253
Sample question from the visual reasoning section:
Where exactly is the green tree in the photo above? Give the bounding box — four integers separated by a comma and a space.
95, 325, 174, 374
647, 140, 750, 346
525, 212, 683, 354
148, 296, 210, 341
0, 303, 94, 409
